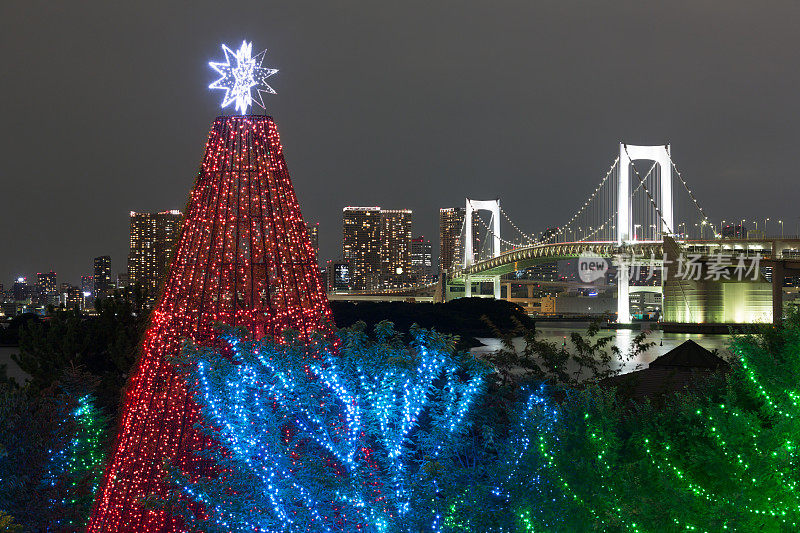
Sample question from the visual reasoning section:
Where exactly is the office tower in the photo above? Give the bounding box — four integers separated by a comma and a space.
326, 259, 352, 292
90, 115, 332, 531
341, 207, 414, 290
380, 209, 412, 287
722, 223, 748, 239
93, 256, 113, 299
541, 226, 560, 243
439, 207, 481, 272
64, 286, 83, 311
128, 210, 183, 301
411, 236, 433, 280
12, 277, 31, 301
342, 207, 382, 290
37, 271, 58, 306
306, 222, 319, 259
81, 275, 94, 296
116, 273, 130, 289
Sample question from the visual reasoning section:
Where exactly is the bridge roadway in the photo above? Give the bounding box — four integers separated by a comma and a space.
332, 238, 800, 325
451, 238, 800, 281
449, 237, 800, 325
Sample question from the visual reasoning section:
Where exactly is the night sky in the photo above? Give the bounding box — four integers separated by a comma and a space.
2, 1, 800, 285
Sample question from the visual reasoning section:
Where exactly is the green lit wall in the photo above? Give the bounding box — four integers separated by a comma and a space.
663, 277, 772, 324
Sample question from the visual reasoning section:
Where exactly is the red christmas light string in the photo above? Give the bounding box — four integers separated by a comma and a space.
88, 115, 332, 531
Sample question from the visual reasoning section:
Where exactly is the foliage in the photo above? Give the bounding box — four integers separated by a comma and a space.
330, 298, 535, 348
168, 322, 489, 532
12, 285, 150, 415
0, 367, 108, 531
485, 318, 654, 387
0, 511, 22, 533
0, 314, 42, 347
44, 368, 109, 530
451, 312, 800, 532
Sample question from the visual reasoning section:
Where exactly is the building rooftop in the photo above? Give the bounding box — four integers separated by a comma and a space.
600, 340, 730, 402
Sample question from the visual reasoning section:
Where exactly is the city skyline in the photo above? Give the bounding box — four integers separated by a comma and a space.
4, 2, 800, 283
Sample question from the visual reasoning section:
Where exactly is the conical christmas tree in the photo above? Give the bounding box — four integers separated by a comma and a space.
88, 114, 332, 530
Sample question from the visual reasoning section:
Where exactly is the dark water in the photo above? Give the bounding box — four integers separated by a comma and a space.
471, 321, 733, 375
0, 346, 25, 384
0, 323, 735, 385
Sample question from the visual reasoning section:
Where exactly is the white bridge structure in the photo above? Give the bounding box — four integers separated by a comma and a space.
448, 143, 800, 325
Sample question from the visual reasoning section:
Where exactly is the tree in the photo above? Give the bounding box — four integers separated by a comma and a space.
13, 285, 150, 415
0, 367, 108, 531
459, 313, 800, 531
168, 322, 488, 532
485, 318, 653, 388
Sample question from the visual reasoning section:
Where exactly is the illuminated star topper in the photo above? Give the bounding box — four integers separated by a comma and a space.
209, 40, 278, 114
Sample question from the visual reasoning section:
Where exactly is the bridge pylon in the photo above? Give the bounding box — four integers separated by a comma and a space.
464, 198, 501, 299
617, 144, 673, 323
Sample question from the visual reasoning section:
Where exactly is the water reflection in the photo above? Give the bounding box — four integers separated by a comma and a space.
471, 321, 734, 377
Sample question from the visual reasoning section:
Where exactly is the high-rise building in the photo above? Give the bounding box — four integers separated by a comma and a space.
722, 223, 748, 239
64, 286, 83, 311
81, 275, 95, 308
306, 222, 319, 260
411, 236, 433, 280
342, 207, 382, 290
341, 207, 413, 290
439, 207, 481, 273
37, 271, 58, 306
326, 259, 352, 292
128, 210, 183, 301
12, 277, 31, 301
94, 256, 113, 299
81, 275, 94, 295
380, 209, 412, 287
116, 272, 130, 289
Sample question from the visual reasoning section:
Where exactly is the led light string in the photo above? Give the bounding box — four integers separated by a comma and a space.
176, 329, 486, 532
669, 159, 720, 239
89, 115, 333, 531
537, 156, 620, 244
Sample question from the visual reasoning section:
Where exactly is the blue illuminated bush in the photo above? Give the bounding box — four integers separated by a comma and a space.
170, 322, 488, 532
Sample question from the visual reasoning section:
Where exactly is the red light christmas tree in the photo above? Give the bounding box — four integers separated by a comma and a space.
89, 42, 331, 531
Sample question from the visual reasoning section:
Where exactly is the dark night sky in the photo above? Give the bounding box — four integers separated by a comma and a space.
2, 1, 800, 285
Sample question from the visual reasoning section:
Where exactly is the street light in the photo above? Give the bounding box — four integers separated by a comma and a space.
779, 220, 784, 238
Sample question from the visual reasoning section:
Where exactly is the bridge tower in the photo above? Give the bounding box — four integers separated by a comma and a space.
464, 198, 501, 298
617, 144, 673, 323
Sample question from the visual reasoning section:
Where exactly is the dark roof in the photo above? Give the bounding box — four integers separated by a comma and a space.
599, 341, 729, 402
649, 340, 728, 370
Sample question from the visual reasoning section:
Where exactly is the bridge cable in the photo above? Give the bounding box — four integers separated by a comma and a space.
668, 157, 720, 238
579, 162, 657, 242
624, 145, 675, 237
537, 156, 621, 244
472, 210, 527, 250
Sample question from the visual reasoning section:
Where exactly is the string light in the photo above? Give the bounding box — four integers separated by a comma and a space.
173, 328, 486, 531
88, 115, 332, 530
209, 41, 278, 114
45, 394, 106, 529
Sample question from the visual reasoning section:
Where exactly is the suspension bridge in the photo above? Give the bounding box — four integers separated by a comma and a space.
445, 143, 800, 326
